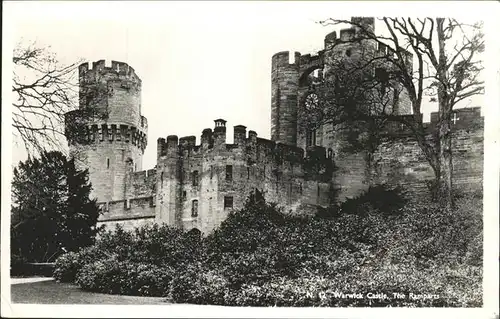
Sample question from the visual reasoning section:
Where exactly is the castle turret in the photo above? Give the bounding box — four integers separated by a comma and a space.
65, 60, 147, 202
271, 51, 300, 146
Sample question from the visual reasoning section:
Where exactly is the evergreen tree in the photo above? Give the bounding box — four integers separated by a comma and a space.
11, 151, 100, 263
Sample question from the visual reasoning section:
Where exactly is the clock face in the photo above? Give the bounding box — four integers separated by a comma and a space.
304, 93, 319, 111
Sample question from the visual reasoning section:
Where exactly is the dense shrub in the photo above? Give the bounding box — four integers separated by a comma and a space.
53, 252, 80, 282
340, 184, 408, 216
75, 256, 174, 297
53, 223, 197, 297
53, 244, 108, 283
53, 186, 483, 307
224, 261, 481, 307
171, 264, 228, 305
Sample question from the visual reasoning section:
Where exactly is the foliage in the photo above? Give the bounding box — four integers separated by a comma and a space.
53, 188, 482, 307
320, 184, 408, 218
223, 260, 481, 307
53, 251, 80, 283
53, 223, 201, 297
11, 151, 100, 263
75, 256, 174, 297
171, 264, 228, 305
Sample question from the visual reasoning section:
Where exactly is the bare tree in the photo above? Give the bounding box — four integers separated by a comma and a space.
12, 40, 83, 156
309, 17, 484, 207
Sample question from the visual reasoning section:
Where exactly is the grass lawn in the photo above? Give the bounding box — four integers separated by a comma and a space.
11, 279, 169, 304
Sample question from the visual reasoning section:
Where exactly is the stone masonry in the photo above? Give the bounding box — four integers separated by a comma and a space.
65, 17, 483, 235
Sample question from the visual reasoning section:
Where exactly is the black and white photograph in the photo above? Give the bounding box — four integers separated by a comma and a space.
2, 1, 499, 318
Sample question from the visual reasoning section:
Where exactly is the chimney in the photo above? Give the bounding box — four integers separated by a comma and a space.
213, 119, 227, 147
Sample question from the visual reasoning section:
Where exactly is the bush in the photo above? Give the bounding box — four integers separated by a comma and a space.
53, 224, 197, 297
339, 185, 408, 216
75, 256, 174, 297
130, 223, 203, 267
223, 261, 481, 307
53, 252, 80, 282
171, 264, 229, 305
53, 245, 108, 283
50, 189, 482, 306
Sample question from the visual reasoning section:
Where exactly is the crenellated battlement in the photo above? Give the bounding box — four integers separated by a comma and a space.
156, 120, 334, 180
79, 60, 142, 85
65, 111, 148, 152
378, 107, 484, 137
272, 51, 302, 67
271, 51, 325, 71
97, 196, 155, 222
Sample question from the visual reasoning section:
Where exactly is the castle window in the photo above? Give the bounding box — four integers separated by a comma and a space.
328, 149, 333, 159
125, 199, 131, 210
191, 200, 198, 217
182, 191, 187, 200
85, 91, 96, 108
106, 158, 110, 169
210, 166, 214, 180
345, 49, 352, 57
224, 196, 233, 209
192, 170, 199, 186
247, 167, 250, 179
225, 165, 233, 181
306, 129, 317, 147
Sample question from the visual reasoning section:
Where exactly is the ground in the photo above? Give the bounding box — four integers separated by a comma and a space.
10, 278, 168, 305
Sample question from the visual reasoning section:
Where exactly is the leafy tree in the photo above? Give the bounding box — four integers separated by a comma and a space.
305, 17, 484, 207
11, 151, 100, 263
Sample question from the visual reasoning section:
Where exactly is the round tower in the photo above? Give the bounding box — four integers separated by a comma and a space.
65, 60, 148, 202
271, 51, 300, 146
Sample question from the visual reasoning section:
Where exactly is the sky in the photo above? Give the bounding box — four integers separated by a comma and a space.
4, 1, 494, 171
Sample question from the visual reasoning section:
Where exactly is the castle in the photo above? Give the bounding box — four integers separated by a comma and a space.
65, 17, 484, 235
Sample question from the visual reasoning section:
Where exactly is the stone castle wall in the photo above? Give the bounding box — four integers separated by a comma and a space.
155, 122, 334, 234
98, 196, 156, 232
372, 107, 484, 195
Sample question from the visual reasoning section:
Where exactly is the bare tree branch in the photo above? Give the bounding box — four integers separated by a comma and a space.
12, 40, 85, 156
